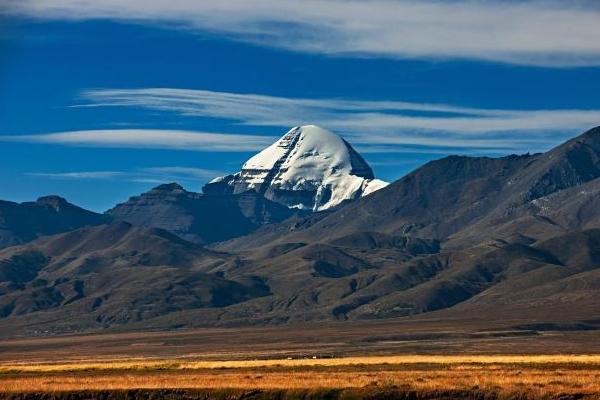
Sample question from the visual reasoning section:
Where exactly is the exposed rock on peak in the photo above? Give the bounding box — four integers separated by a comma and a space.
35, 195, 70, 211
151, 182, 185, 193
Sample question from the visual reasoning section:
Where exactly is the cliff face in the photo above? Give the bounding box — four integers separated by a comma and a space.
107, 183, 294, 245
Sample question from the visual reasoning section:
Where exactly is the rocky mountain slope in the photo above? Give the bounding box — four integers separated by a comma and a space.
203, 125, 388, 211
107, 183, 295, 244
0, 222, 269, 332
207, 126, 600, 323
0, 196, 109, 250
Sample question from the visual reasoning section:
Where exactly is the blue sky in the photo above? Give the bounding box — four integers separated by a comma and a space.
1, 1, 600, 211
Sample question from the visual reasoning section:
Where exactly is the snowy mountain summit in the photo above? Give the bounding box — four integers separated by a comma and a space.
203, 125, 388, 211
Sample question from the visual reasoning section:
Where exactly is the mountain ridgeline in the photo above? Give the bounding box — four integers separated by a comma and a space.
2, 125, 600, 336
106, 183, 296, 245
0, 196, 110, 250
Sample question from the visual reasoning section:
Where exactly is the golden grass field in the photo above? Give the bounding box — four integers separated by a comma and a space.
2, 355, 600, 396
2, 323, 600, 398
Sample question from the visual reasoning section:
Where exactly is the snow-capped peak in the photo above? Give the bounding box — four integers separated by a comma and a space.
203, 125, 388, 210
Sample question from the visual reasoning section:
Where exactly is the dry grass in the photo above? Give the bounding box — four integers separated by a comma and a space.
2, 354, 600, 373
1, 355, 600, 395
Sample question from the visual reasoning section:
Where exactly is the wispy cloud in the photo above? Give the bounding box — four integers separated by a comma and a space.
142, 166, 223, 179
27, 166, 225, 184
27, 171, 123, 180
78, 88, 600, 153
4, 0, 600, 67
2, 129, 276, 152
5, 89, 599, 155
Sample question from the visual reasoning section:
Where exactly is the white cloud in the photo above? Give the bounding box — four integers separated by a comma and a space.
5, 88, 600, 155
78, 88, 600, 153
4, 0, 600, 66
27, 166, 226, 183
27, 171, 123, 180
2, 129, 276, 152
142, 166, 224, 179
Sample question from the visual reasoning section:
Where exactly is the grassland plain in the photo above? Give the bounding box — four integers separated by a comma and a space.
1, 355, 600, 399
3, 318, 600, 361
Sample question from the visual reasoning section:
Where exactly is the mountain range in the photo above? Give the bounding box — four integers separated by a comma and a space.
1, 125, 600, 336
